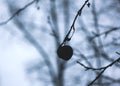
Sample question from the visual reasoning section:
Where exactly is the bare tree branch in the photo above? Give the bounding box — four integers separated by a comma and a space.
60, 0, 90, 46
0, 0, 39, 25
77, 61, 105, 71
77, 52, 120, 86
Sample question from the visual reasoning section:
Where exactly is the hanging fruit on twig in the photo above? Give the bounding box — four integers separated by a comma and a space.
57, 45, 73, 61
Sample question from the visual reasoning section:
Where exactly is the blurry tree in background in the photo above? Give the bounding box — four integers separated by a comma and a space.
0, 0, 120, 86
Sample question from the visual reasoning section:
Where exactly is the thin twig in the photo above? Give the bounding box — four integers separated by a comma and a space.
76, 61, 106, 70
88, 68, 106, 86
61, 0, 90, 45
0, 0, 38, 25
77, 52, 120, 86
